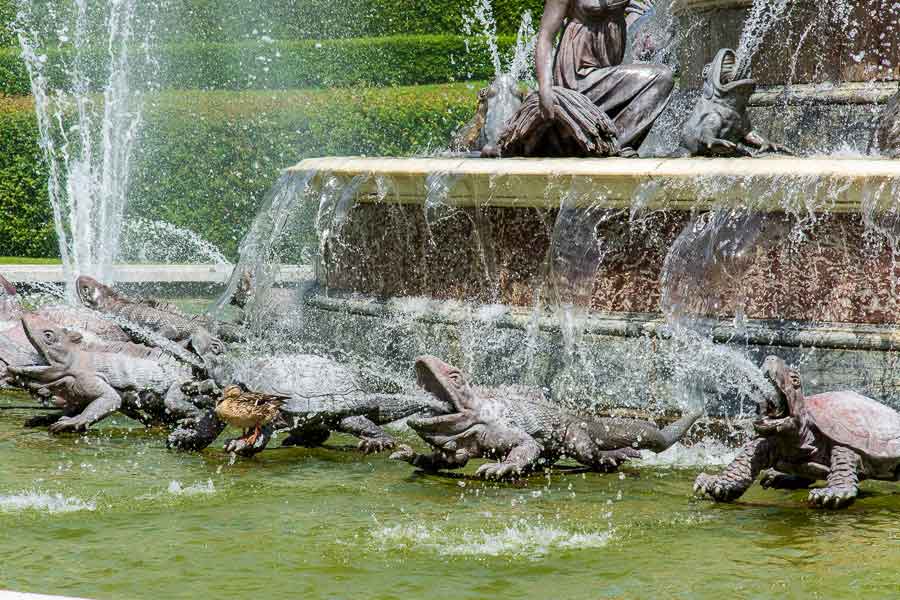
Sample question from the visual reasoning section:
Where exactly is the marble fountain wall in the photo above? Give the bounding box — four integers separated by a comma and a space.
669, 0, 900, 152
272, 157, 900, 415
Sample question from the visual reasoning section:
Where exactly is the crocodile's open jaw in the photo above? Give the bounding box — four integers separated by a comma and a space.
414, 355, 467, 408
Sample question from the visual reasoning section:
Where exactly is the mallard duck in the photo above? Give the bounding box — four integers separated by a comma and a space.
214, 384, 287, 446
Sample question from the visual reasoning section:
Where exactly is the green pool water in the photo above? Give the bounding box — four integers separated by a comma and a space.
1, 392, 898, 600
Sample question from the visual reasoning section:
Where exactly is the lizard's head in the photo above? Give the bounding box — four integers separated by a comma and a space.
756, 355, 804, 435
414, 355, 474, 410
21, 313, 81, 366
75, 275, 119, 310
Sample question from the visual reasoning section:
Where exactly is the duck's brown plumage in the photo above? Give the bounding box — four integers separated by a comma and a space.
215, 385, 286, 431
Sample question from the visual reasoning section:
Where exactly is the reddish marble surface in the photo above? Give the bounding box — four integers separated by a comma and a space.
322, 204, 900, 325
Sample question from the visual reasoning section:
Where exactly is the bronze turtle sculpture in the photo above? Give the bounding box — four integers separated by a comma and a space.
695, 355, 900, 509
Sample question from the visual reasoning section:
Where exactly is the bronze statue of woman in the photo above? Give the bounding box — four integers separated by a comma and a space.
502, 0, 674, 157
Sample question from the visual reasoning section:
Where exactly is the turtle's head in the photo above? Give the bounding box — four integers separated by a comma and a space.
20, 313, 81, 366
414, 355, 475, 411
76, 275, 117, 309
757, 355, 804, 434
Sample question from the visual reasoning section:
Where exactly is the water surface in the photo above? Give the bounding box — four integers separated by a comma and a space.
1, 392, 898, 599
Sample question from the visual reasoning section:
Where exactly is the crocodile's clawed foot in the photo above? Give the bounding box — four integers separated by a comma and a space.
358, 436, 396, 454
693, 473, 743, 502
475, 461, 522, 481
808, 486, 857, 509
48, 415, 90, 434
594, 448, 642, 472
389, 444, 416, 464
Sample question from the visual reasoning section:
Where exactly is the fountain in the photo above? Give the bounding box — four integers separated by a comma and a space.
222, 0, 900, 419
14, 0, 156, 284
4, 0, 900, 596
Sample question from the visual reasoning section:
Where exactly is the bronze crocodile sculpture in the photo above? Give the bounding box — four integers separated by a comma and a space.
391, 356, 704, 479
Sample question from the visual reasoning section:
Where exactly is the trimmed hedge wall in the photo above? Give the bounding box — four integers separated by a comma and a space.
0, 0, 542, 46
0, 85, 479, 259
0, 35, 518, 96
0, 97, 55, 258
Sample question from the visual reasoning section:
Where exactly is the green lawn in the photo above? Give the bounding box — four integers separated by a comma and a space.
0, 257, 61, 265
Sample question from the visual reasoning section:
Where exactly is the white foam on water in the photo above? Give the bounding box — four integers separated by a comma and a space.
167, 480, 216, 496
637, 440, 737, 468
373, 520, 613, 558
0, 491, 95, 514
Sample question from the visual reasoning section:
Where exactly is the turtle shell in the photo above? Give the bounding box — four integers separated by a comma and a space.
231, 354, 362, 414
805, 391, 900, 459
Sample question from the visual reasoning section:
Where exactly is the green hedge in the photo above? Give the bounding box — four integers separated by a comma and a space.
1, 0, 542, 46
0, 97, 55, 257
0, 35, 518, 96
0, 85, 480, 259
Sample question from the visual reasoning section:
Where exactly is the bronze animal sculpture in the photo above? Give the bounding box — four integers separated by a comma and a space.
695, 355, 900, 509
391, 356, 703, 479
168, 353, 451, 457
680, 48, 791, 157
451, 75, 524, 156
75, 275, 244, 344
9, 315, 217, 433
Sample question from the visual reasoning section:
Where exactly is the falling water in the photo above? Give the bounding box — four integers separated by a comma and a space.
214, 170, 317, 317
14, 0, 156, 284
733, 0, 792, 79
459, 1, 536, 149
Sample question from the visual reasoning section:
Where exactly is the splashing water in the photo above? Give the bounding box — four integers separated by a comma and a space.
0, 490, 96, 513
373, 519, 613, 559
118, 218, 230, 266
14, 0, 157, 284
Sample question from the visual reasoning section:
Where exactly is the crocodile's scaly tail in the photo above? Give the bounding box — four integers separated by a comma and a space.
656, 406, 704, 451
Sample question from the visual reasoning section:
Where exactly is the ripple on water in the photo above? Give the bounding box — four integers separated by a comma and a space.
372, 519, 613, 559
0, 491, 96, 513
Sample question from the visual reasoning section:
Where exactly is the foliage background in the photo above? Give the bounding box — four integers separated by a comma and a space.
0, 1, 541, 258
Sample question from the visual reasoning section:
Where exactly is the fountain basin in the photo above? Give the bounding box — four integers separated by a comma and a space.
273, 156, 900, 406
291, 156, 900, 211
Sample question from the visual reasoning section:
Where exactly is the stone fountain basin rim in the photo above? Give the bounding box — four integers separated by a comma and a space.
306, 293, 900, 353
290, 156, 900, 212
